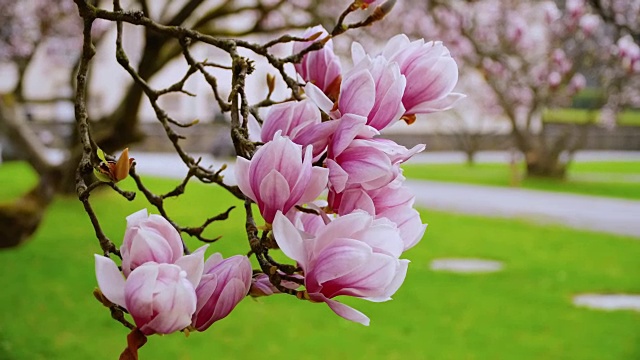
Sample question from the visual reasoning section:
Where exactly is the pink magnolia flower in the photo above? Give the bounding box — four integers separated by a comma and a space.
235, 132, 329, 223
293, 25, 342, 99
260, 99, 321, 144
95, 256, 200, 335
578, 14, 599, 36
326, 137, 424, 194
358, 34, 464, 120
569, 73, 587, 92
327, 141, 398, 193
272, 211, 409, 326
304, 55, 406, 132
120, 209, 184, 276
119, 209, 207, 280
333, 182, 426, 250
192, 254, 252, 331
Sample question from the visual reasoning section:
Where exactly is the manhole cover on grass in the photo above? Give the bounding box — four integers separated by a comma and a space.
429, 258, 504, 273
573, 294, 640, 312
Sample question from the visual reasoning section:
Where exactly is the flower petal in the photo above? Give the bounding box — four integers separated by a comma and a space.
272, 211, 307, 267
305, 82, 334, 114
234, 157, 256, 201
175, 245, 207, 287
323, 297, 370, 326
94, 254, 126, 308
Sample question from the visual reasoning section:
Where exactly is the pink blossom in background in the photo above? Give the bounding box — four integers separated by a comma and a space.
235, 132, 328, 223
569, 73, 587, 92
548, 72, 562, 87
272, 211, 409, 326
192, 254, 252, 331
293, 25, 342, 99
618, 35, 640, 73
120, 209, 184, 276
95, 257, 200, 335
578, 14, 600, 35
542, 2, 561, 23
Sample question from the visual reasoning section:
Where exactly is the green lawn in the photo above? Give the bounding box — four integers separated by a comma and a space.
0, 163, 639, 359
403, 161, 640, 200
543, 108, 640, 126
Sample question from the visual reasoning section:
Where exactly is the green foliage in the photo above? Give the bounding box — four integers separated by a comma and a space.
402, 161, 640, 200
0, 167, 638, 359
571, 88, 605, 109
0, 161, 38, 202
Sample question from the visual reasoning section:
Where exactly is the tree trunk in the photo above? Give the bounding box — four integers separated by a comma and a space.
465, 150, 475, 166
0, 175, 57, 249
523, 148, 567, 179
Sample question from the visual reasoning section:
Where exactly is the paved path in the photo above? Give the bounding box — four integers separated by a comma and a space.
133, 152, 640, 238
405, 180, 640, 238
409, 150, 640, 164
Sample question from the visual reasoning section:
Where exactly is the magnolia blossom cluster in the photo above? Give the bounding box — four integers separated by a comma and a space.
235, 25, 461, 325
617, 35, 640, 73
95, 209, 252, 335
0, 0, 81, 61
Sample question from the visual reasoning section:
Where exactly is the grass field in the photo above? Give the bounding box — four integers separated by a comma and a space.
402, 161, 640, 200
0, 162, 639, 359
543, 108, 640, 126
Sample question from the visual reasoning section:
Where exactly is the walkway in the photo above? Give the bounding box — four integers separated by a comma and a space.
133, 152, 640, 238
405, 180, 640, 238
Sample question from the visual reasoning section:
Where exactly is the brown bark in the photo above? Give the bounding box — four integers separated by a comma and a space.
0, 98, 60, 248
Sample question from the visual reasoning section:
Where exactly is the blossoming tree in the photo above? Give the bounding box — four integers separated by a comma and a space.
382, 0, 639, 178
69, 0, 461, 357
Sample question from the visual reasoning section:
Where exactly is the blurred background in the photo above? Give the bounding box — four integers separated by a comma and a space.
0, 0, 639, 359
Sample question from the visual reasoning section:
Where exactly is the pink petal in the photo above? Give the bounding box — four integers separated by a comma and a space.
338, 188, 375, 215
141, 271, 196, 334
311, 211, 372, 254
365, 259, 409, 302
405, 93, 466, 115
234, 157, 256, 202
329, 114, 370, 157
339, 69, 375, 117
305, 82, 334, 114
298, 166, 329, 204
125, 263, 160, 325
259, 170, 292, 223
327, 159, 349, 193
175, 245, 207, 287
357, 218, 404, 258
382, 34, 412, 60
324, 297, 370, 326
125, 209, 149, 228
203, 278, 248, 330
310, 238, 371, 285
351, 42, 368, 65
272, 211, 308, 267
203, 253, 224, 273
94, 254, 126, 308
326, 253, 398, 299
144, 214, 184, 261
